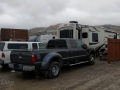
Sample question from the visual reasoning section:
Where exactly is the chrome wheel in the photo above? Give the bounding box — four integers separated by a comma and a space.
48, 62, 61, 78
52, 65, 59, 76
89, 55, 95, 65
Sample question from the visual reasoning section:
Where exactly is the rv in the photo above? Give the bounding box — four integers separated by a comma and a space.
28, 35, 57, 45
57, 21, 119, 55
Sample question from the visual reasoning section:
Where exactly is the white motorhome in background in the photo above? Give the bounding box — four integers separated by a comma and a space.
38, 34, 57, 44
57, 21, 119, 55
28, 35, 57, 45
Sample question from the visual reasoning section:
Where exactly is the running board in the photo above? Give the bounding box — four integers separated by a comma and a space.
69, 61, 89, 66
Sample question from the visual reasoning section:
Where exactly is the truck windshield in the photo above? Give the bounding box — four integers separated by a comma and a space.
0, 43, 5, 50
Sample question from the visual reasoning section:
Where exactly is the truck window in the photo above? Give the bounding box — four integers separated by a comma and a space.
18, 44, 28, 49
69, 40, 77, 48
82, 32, 88, 38
8, 44, 28, 49
56, 40, 67, 48
0, 43, 5, 50
76, 40, 84, 48
32, 43, 38, 49
47, 40, 55, 48
38, 43, 46, 49
47, 40, 67, 49
8, 44, 18, 49
92, 33, 98, 42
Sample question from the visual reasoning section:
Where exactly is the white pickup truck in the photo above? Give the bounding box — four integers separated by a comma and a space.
0, 41, 46, 67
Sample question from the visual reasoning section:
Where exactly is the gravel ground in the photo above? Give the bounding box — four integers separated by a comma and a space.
0, 57, 120, 90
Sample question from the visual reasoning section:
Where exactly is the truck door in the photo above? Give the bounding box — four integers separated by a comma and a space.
76, 40, 88, 61
69, 40, 80, 63
82, 28, 89, 46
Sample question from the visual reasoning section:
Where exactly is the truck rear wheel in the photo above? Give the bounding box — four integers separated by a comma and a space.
48, 62, 61, 79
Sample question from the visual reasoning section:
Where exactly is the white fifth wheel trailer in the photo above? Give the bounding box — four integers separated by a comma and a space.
57, 21, 119, 55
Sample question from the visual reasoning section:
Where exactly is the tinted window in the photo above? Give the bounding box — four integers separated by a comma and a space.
32, 43, 38, 49
76, 40, 84, 48
47, 40, 67, 49
8, 44, 28, 49
92, 33, 98, 42
69, 40, 77, 48
56, 40, 67, 48
82, 32, 88, 38
47, 40, 55, 48
0, 43, 5, 50
8, 44, 18, 49
60, 29, 73, 38
39, 43, 46, 49
18, 44, 28, 49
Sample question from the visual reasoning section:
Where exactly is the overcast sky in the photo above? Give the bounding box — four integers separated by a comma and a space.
0, 0, 120, 29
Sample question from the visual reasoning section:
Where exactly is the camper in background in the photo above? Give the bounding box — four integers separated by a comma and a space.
28, 34, 57, 45
57, 21, 119, 55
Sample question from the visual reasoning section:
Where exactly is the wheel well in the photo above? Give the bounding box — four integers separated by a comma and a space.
50, 57, 62, 67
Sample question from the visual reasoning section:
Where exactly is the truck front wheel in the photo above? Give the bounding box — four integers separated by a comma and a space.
88, 54, 95, 65
48, 62, 61, 79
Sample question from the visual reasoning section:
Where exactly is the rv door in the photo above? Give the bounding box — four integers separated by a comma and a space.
82, 28, 89, 46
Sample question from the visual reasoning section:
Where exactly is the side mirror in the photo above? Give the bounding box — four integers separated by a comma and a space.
81, 44, 87, 49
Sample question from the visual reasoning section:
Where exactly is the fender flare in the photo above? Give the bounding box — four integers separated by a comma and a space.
40, 53, 63, 70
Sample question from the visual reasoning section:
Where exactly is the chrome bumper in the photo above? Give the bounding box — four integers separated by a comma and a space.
9, 64, 35, 71
23, 66, 35, 71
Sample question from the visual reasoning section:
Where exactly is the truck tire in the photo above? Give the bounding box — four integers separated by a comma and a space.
47, 62, 61, 79
88, 54, 95, 65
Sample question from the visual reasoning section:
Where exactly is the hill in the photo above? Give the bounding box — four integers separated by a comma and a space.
29, 24, 120, 36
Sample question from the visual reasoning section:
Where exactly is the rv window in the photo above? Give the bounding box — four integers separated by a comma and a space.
92, 33, 98, 42
69, 40, 77, 48
60, 29, 73, 38
82, 32, 88, 38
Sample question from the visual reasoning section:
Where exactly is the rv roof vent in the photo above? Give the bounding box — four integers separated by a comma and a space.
69, 21, 78, 24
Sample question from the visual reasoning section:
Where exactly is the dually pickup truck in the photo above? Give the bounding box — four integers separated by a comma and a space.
9, 38, 95, 78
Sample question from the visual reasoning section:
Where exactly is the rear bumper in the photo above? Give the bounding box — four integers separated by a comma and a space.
9, 62, 41, 71
0, 59, 4, 64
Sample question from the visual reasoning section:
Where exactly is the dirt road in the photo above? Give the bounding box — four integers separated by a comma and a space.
0, 58, 120, 90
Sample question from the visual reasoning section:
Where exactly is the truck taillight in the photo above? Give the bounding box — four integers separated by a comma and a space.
1, 52, 5, 58
31, 55, 36, 62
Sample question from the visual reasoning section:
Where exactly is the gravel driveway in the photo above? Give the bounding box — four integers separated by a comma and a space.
0, 57, 120, 90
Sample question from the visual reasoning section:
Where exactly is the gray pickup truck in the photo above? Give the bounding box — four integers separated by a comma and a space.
9, 38, 95, 78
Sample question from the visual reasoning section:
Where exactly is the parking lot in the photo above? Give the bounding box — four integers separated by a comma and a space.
0, 57, 120, 90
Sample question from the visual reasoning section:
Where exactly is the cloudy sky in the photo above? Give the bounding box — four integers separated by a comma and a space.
0, 0, 120, 29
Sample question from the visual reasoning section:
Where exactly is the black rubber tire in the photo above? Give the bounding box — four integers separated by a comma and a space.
1, 64, 8, 68
47, 62, 61, 79
88, 54, 95, 65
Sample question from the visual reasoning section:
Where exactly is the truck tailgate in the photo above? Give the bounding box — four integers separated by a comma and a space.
11, 50, 34, 64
